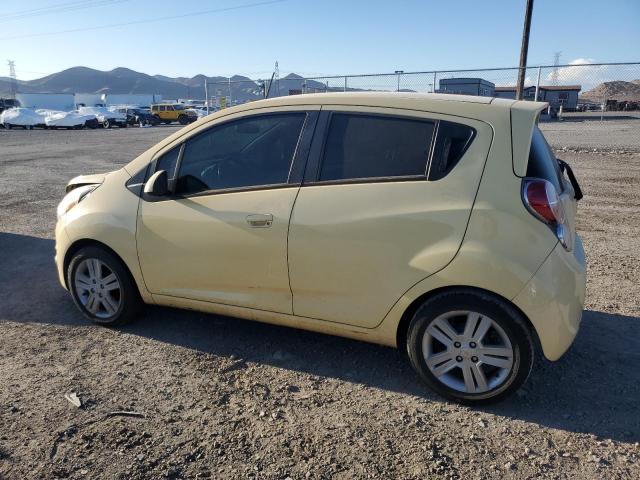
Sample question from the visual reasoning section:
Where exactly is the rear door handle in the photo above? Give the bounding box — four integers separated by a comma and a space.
246, 214, 273, 228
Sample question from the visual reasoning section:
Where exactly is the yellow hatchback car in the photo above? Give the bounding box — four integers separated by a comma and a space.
55, 93, 586, 403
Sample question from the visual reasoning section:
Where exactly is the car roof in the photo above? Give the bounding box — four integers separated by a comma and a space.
221, 91, 541, 115
234, 92, 515, 107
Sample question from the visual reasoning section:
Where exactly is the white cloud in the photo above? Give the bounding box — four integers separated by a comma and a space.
543, 58, 637, 91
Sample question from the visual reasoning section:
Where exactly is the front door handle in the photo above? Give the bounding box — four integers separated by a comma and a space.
246, 214, 273, 228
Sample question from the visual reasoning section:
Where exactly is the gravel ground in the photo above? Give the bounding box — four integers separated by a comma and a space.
1, 124, 639, 479
540, 115, 640, 152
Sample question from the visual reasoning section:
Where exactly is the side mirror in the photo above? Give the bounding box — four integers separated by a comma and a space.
144, 170, 169, 196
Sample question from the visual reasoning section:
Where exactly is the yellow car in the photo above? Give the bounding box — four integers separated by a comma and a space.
150, 103, 197, 125
55, 92, 586, 403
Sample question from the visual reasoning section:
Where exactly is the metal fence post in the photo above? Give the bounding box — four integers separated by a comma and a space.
344, 76, 347, 92
534, 66, 541, 102
433, 71, 437, 93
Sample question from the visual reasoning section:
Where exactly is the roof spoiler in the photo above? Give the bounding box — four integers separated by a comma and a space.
511, 100, 548, 177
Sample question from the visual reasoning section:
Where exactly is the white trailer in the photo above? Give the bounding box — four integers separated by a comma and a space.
104, 94, 162, 107
15, 93, 75, 111
75, 93, 105, 108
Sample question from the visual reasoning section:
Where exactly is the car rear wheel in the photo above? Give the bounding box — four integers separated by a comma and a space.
102, 119, 111, 129
67, 246, 141, 326
406, 289, 534, 404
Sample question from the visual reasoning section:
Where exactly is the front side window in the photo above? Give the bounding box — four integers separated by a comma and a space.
156, 145, 181, 184
318, 114, 435, 182
175, 113, 306, 195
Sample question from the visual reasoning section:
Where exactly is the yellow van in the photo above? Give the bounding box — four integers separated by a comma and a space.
55, 92, 585, 403
150, 103, 197, 125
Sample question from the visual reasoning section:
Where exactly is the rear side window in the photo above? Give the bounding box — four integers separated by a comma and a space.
527, 126, 563, 191
428, 121, 476, 181
319, 114, 435, 182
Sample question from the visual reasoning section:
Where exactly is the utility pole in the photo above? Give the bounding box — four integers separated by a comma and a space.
204, 80, 209, 114
549, 51, 561, 85
515, 0, 534, 100
7, 60, 18, 99
274, 61, 280, 97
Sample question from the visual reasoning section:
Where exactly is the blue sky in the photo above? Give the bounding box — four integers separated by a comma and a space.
2, 0, 639, 80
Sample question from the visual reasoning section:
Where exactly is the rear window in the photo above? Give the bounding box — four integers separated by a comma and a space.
319, 114, 435, 182
527, 126, 563, 191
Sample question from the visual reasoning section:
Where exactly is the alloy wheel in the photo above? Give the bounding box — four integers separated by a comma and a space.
74, 258, 122, 319
422, 310, 514, 394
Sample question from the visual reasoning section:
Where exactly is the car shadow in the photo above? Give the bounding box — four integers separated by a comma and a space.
1, 231, 639, 443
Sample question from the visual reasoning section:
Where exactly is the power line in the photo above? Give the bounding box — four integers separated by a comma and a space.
0, 0, 129, 21
0, 0, 289, 40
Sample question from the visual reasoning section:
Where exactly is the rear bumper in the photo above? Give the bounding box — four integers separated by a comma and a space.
513, 235, 586, 361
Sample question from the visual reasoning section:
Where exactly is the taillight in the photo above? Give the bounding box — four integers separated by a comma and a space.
522, 179, 571, 250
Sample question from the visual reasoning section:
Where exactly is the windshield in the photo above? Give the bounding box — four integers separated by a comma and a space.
174, 105, 185, 111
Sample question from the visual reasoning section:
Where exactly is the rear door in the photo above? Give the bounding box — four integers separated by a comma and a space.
287, 106, 493, 328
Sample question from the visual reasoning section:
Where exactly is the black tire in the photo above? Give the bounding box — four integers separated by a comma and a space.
102, 120, 111, 129
178, 115, 189, 125
67, 246, 141, 326
406, 289, 534, 405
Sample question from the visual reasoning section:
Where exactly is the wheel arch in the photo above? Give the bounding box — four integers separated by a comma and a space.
395, 285, 539, 354
63, 238, 140, 297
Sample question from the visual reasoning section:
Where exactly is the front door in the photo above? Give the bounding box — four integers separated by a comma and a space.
137, 109, 315, 314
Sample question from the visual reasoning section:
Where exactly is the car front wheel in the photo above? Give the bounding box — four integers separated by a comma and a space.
67, 246, 141, 326
406, 289, 534, 404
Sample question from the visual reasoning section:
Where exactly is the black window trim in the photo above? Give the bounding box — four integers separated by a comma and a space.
302, 110, 440, 187
142, 110, 318, 202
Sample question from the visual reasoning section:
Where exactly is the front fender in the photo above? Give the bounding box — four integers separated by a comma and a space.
61, 168, 152, 303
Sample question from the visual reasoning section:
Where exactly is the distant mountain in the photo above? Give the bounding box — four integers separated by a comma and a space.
0, 66, 268, 102
581, 80, 640, 101
0, 67, 363, 103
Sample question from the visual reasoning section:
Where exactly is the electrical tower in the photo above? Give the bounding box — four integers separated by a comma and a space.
7, 60, 18, 98
274, 61, 280, 97
549, 52, 561, 86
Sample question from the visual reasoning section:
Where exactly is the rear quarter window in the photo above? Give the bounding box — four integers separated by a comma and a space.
428, 121, 476, 181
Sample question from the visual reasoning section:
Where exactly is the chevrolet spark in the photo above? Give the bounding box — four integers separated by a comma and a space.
55, 92, 585, 404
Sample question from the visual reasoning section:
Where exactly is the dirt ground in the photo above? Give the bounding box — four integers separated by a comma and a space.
0, 123, 639, 479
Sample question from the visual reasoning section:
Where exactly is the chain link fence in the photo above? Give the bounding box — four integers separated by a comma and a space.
204, 63, 640, 151
205, 63, 640, 113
